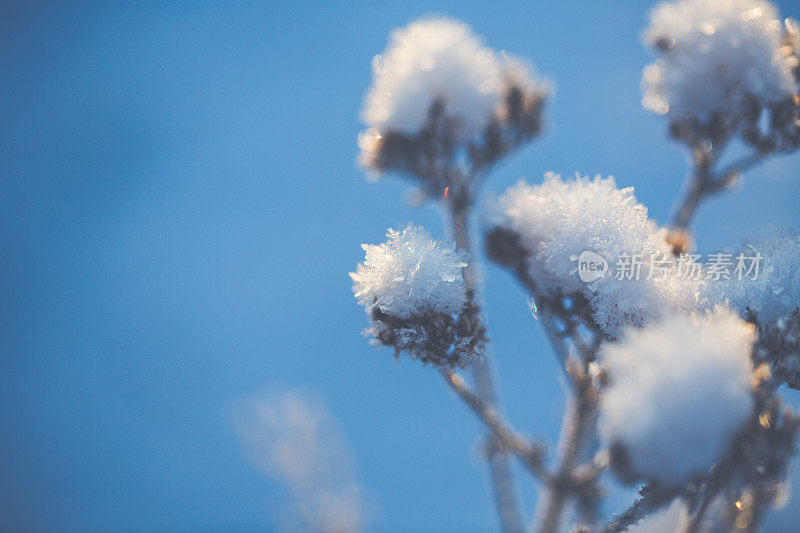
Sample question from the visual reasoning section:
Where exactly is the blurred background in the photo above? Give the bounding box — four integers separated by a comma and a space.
1, 1, 798, 531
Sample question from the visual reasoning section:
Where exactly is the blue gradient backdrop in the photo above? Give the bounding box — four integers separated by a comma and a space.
0, 1, 798, 531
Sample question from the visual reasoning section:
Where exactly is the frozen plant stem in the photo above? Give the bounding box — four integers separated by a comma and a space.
671, 142, 764, 231
440, 368, 547, 480
515, 268, 593, 376
538, 371, 597, 533
446, 197, 525, 533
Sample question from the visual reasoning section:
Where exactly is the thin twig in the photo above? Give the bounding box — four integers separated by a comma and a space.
447, 198, 526, 533
684, 493, 715, 533
711, 151, 764, 192
538, 370, 598, 533
671, 146, 716, 230
513, 267, 577, 386
440, 368, 548, 481
671, 145, 764, 230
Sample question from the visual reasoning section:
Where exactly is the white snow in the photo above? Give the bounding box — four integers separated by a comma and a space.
641, 0, 795, 118
361, 17, 503, 137
486, 173, 706, 336
599, 309, 755, 486
350, 224, 468, 319
710, 228, 800, 325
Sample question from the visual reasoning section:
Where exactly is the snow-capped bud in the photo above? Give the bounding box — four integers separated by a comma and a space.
361, 18, 503, 140
641, 0, 796, 123
358, 17, 549, 188
599, 309, 756, 487
350, 224, 481, 366
484, 173, 706, 336
495, 56, 549, 136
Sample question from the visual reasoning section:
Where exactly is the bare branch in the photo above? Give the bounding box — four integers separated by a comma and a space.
538, 368, 599, 533
709, 151, 764, 192
671, 145, 765, 231
441, 368, 548, 481
447, 200, 527, 532
482, 225, 606, 531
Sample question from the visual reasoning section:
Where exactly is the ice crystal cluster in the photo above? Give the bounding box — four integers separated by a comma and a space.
707, 229, 800, 389
350, 225, 479, 366
485, 173, 704, 336
362, 17, 503, 137
351, 224, 467, 319
641, 0, 796, 119
598, 310, 755, 486
714, 229, 800, 325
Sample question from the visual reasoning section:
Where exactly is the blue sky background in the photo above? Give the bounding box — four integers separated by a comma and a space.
1, 1, 798, 531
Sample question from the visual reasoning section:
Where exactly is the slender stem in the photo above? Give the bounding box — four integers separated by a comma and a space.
671, 146, 764, 231
671, 170, 707, 230
494, 256, 605, 530
712, 151, 764, 191
513, 267, 575, 384
538, 372, 597, 533
671, 145, 716, 230
447, 199, 525, 533
685, 496, 714, 533
440, 369, 548, 480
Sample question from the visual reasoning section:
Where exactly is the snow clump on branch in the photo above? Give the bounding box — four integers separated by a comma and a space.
350, 224, 481, 367
485, 173, 706, 336
710, 228, 800, 326
641, 0, 797, 120
362, 17, 501, 137
598, 309, 755, 486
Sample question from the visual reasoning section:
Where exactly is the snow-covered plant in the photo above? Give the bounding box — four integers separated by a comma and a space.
641, 0, 800, 234
350, 224, 481, 366
643, 0, 800, 159
347, 8, 800, 533
361, 18, 504, 138
358, 17, 549, 201
351, 225, 468, 319
713, 229, 800, 325
703, 229, 800, 390
642, 0, 796, 120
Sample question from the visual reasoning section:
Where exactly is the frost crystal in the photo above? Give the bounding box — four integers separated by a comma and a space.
641, 0, 796, 119
627, 500, 689, 532
361, 17, 503, 138
599, 310, 755, 486
486, 173, 705, 336
350, 224, 468, 319
711, 229, 800, 325
350, 225, 478, 366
